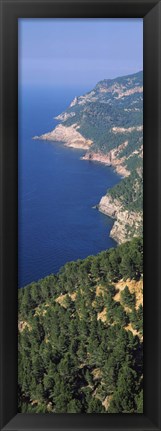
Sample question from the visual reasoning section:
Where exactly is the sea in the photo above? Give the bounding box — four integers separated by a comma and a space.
18, 85, 121, 288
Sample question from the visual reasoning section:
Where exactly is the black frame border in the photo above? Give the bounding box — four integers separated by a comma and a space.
0, 0, 161, 430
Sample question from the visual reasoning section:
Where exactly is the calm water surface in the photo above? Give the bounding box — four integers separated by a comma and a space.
18, 86, 121, 287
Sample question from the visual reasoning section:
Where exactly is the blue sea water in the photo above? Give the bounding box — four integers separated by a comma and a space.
18, 86, 121, 288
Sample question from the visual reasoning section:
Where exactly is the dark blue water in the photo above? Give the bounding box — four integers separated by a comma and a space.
18, 86, 120, 288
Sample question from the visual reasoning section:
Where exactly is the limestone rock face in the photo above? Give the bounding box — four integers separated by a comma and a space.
33, 123, 93, 150
98, 195, 121, 218
98, 194, 142, 244
82, 140, 130, 177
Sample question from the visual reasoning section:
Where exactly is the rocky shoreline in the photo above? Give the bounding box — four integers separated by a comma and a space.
34, 124, 130, 177
98, 194, 142, 243
33, 124, 141, 245
82, 149, 130, 178
33, 123, 93, 150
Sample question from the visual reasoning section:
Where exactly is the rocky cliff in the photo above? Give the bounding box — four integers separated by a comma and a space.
98, 194, 142, 243
33, 123, 92, 150
82, 139, 131, 177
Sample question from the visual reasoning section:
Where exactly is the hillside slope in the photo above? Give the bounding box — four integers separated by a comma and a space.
18, 238, 143, 414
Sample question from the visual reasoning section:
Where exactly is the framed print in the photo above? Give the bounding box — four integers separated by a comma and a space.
0, 0, 161, 430
18, 16, 144, 416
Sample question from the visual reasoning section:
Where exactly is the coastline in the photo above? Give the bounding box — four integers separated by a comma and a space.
81, 150, 130, 178
98, 194, 142, 244
33, 124, 141, 245
33, 123, 130, 177
33, 123, 93, 150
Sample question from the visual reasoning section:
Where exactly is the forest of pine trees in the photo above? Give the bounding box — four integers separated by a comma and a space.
18, 237, 143, 413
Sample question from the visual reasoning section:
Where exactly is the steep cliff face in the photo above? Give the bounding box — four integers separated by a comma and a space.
82, 139, 131, 177
98, 194, 142, 243
98, 168, 143, 243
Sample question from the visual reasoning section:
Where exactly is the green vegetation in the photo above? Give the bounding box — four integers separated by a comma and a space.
121, 286, 136, 308
61, 71, 143, 174
57, 71, 143, 241
18, 238, 143, 413
19, 72, 143, 413
109, 169, 143, 213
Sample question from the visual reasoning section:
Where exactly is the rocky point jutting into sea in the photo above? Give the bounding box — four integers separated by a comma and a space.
33, 71, 143, 243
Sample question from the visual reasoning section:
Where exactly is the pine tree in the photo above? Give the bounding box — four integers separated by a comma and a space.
67, 399, 82, 413
136, 389, 143, 413
108, 364, 137, 413
87, 397, 105, 413
121, 286, 135, 308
